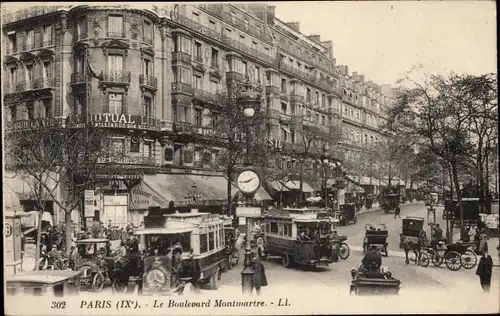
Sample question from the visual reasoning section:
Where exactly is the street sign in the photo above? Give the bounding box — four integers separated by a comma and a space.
84, 190, 95, 217
236, 207, 261, 218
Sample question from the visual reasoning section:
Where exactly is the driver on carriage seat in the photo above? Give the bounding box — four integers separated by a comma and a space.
362, 246, 383, 275
431, 224, 445, 250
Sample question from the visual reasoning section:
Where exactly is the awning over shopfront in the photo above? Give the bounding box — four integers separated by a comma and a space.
346, 180, 365, 193
379, 177, 406, 188
283, 180, 315, 193
267, 180, 290, 192
345, 175, 379, 186
134, 174, 239, 209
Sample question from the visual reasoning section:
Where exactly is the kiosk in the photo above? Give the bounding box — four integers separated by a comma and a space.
4, 189, 29, 276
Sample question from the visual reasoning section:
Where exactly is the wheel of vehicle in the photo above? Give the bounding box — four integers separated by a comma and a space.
460, 250, 477, 270
112, 278, 127, 295
339, 243, 350, 260
445, 251, 462, 271
210, 267, 220, 290
92, 272, 105, 292
431, 252, 443, 267
419, 252, 430, 267
282, 252, 291, 268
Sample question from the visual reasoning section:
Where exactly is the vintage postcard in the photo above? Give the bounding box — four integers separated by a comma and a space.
2, 1, 498, 315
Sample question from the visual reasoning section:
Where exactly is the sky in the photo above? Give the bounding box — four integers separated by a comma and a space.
272, 1, 497, 85
2, 2, 496, 86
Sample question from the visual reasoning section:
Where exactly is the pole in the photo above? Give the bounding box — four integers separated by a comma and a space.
241, 217, 253, 295
324, 163, 327, 208
245, 125, 250, 166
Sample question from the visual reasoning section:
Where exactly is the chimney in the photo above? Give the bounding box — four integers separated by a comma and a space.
286, 22, 300, 32
344, 65, 349, 76
321, 40, 334, 59
352, 71, 359, 82
359, 75, 365, 84
267, 5, 276, 22
307, 34, 321, 43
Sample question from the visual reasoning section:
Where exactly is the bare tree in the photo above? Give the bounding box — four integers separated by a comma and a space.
4, 114, 126, 269
388, 70, 497, 239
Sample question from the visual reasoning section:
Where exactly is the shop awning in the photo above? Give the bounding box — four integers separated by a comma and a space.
137, 174, 239, 209
380, 177, 405, 187
346, 181, 365, 193
267, 180, 290, 192
3, 188, 22, 212
283, 180, 315, 193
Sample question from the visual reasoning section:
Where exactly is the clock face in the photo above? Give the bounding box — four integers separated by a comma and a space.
237, 170, 261, 194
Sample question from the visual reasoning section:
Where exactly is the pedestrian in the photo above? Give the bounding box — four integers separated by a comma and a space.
479, 228, 489, 255
475, 251, 493, 292
68, 246, 77, 270
394, 206, 401, 219
251, 254, 268, 295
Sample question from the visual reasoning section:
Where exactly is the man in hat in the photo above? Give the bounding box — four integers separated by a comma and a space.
251, 253, 268, 295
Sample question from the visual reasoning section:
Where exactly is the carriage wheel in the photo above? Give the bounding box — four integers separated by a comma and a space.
282, 252, 291, 268
227, 254, 233, 270
112, 278, 127, 294
460, 250, 477, 270
419, 252, 430, 267
444, 251, 462, 271
431, 253, 443, 267
92, 272, 105, 292
339, 243, 350, 260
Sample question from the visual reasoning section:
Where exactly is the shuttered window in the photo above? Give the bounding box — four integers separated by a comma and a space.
108, 15, 124, 37
108, 55, 123, 72
42, 25, 52, 46
108, 93, 123, 114
143, 140, 153, 159
25, 29, 35, 50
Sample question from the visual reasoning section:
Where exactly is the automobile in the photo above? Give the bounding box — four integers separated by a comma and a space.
381, 193, 401, 214
259, 208, 341, 269
338, 203, 358, 226
363, 223, 389, 257
349, 265, 401, 296
132, 209, 229, 295
74, 238, 111, 291
6, 270, 81, 297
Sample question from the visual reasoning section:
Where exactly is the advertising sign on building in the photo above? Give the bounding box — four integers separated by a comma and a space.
236, 207, 262, 218
84, 190, 95, 217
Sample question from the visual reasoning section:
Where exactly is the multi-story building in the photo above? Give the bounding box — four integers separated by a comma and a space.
2, 3, 395, 227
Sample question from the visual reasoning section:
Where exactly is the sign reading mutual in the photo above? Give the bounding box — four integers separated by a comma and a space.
84, 190, 95, 217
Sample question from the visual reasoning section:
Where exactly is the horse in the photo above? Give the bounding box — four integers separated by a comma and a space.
401, 230, 428, 265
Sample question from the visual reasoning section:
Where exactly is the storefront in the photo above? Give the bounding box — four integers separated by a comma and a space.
4, 188, 29, 276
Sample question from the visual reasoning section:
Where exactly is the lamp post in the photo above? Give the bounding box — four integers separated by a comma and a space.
321, 143, 330, 208
238, 90, 261, 295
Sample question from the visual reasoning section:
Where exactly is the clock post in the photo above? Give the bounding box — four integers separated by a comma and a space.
237, 90, 262, 295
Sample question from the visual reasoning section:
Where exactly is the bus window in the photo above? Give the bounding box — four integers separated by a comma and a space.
200, 233, 208, 253
209, 231, 215, 250
270, 222, 278, 234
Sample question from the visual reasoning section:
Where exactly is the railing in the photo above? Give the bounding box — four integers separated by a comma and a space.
71, 73, 89, 85
171, 51, 192, 64
173, 121, 194, 133
171, 82, 193, 95
98, 156, 156, 165
99, 71, 131, 84
22, 41, 36, 51
7, 117, 65, 130
107, 31, 125, 38
139, 74, 158, 89
171, 12, 222, 41
278, 62, 336, 93
221, 35, 276, 66
5, 45, 17, 55
160, 120, 174, 131
33, 77, 55, 89
193, 89, 218, 103
225, 71, 244, 82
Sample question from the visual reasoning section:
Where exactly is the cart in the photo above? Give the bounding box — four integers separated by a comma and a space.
363, 223, 389, 257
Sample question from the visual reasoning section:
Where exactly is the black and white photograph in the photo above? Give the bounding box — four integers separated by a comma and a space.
2, 1, 498, 315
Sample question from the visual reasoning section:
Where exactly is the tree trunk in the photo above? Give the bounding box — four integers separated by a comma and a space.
388, 162, 392, 194
65, 211, 72, 256
226, 166, 233, 217
299, 157, 304, 203
451, 162, 465, 241
34, 207, 43, 271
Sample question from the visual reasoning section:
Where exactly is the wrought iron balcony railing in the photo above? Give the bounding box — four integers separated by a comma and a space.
139, 74, 158, 89
171, 82, 193, 95
173, 121, 194, 133
171, 51, 192, 64
98, 156, 156, 165
99, 70, 131, 84
33, 77, 55, 89
170, 12, 223, 41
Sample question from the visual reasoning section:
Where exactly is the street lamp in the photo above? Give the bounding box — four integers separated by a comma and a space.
237, 90, 261, 295
321, 144, 330, 209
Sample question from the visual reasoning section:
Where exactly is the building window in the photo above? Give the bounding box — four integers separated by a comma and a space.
25, 29, 35, 50
306, 88, 311, 101
290, 104, 296, 115
43, 99, 52, 118
143, 59, 152, 77
108, 54, 123, 72
230, 12, 236, 23
194, 42, 202, 62
144, 96, 152, 117
242, 61, 248, 76
192, 11, 200, 22
210, 80, 219, 93
8, 33, 17, 53
315, 91, 319, 104
9, 68, 16, 86
281, 102, 287, 114
255, 66, 261, 83
143, 20, 152, 44
193, 74, 202, 90
244, 18, 249, 30
108, 93, 123, 114
200, 233, 208, 253
281, 78, 287, 93
266, 72, 271, 86
76, 17, 87, 39
211, 48, 219, 68
43, 61, 53, 79
194, 108, 202, 126
42, 25, 53, 46
25, 65, 34, 86
322, 94, 326, 107
108, 15, 124, 37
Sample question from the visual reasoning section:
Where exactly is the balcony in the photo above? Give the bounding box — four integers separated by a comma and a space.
171, 51, 192, 65
265, 85, 279, 95
193, 89, 218, 104
22, 42, 35, 51
171, 12, 223, 41
139, 74, 158, 90
171, 82, 193, 96
107, 31, 125, 38
71, 73, 89, 85
290, 94, 305, 104
98, 156, 156, 166
225, 71, 244, 83
32, 77, 55, 89
173, 121, 195, 134
221, 35, 276, 66
99, 70, 131, 86
7, 117, 65, 131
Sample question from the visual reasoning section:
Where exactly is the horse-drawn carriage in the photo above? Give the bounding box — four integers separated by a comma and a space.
338, 203, 358, 226
349, 265, 401, 296
363, 224, 389, 257
381, 194, 401, 214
